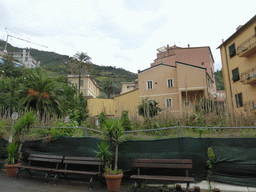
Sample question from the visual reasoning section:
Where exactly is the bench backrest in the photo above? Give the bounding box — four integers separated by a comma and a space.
134, 159, 193, 169
28, 154, 64, 163
63, 156, 103, 166
63, 156, 103, 172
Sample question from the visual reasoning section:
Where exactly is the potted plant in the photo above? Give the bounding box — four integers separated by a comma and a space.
101, 118, 124, 192
3, 142, 21, 177
14, 111, 35, 162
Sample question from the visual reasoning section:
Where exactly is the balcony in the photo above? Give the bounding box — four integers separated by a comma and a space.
243, 100, 256, 113
237, 34, 256, 57
240, 66, 256, 85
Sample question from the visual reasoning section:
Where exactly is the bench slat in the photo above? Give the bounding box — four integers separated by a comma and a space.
130, 175, 194, 182
134, 163, 192, 169
17, 165, 53, 171
29, 154, 63, 159
64, 156, 101, 161
134, 159, 192, 164
63, 160, 103, 165
28, 157, 63, 163
54, 169, 101, 175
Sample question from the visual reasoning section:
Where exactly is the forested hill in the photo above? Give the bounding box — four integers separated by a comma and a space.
0, 40, 224, 92
0, 40, 138, 95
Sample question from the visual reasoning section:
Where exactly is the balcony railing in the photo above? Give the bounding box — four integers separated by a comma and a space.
240, 66, 256, 84
237, 34, 256, 57
243, 100, 256, 113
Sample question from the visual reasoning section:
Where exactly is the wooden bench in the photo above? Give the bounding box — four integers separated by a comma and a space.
130, 159, 194, 192
16, 154, 64, 181
53, 156, 103, 189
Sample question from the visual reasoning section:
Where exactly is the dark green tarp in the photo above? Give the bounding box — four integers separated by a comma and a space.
0, 139, 8, 169
1, 137, 256, 187
210, 138, 256, 187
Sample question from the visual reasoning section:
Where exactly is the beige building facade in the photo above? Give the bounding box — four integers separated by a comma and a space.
138, 63, 211, 114
120, 82, 138, 94
87, 89, 140, 117
151, 45, 216, 94
67, 74, 101, 98
218, 15, 256, 115
87, 45, 217, 117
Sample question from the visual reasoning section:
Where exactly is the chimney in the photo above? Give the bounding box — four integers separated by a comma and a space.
167, 44, 169, 55
222, 39, 224, 43
188, 44, 190, 48
138, 70, 140, 73
236, 25, 243, 31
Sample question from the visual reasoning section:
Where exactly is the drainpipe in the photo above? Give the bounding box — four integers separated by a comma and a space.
224, 45, 235, 113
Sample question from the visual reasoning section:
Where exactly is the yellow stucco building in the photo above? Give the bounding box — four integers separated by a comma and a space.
138, 62, 213, 114
87, 45, 217, 117
87, 89, 140, 117
67, 74, 101, 98
218, 15, 256, 115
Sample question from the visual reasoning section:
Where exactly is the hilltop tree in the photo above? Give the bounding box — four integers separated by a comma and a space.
102, 80, 115, 99
69, 52, 92, 90
215, 69, 224, 91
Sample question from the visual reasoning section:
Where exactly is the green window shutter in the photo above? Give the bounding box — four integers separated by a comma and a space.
229, 43, 236, 57
232, 68, 240, 82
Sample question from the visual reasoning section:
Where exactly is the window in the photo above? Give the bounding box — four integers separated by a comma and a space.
232, 68, 240, 82
201, 62, 204, 66
167, 79, 173, 88
80, 80, 83, 86
235, 93, 243, 108
185, 101, 190, 107
229, 43, 236, 58
147, 81, 153, 89
166, 98, 172, 108
127, 85, 130, 88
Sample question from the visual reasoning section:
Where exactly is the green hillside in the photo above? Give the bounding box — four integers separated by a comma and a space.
0, 40, 224, 93
0, 40, 138, 95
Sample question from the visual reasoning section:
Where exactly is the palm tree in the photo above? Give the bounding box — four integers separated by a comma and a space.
18, 68, 64, 117
69, 52, 92, 90
102, 80, 115, 99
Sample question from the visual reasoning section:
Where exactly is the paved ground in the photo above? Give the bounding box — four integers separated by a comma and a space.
1, 169, 256, 192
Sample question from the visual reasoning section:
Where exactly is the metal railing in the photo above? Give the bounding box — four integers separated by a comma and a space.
240, 65, 256, 84
237, 34, 256, 55
5, 125, 256, 138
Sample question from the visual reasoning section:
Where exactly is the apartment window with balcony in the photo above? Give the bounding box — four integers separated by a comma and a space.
235, 93, 243, 108
166, 98, 172, 108
167, 79, 173, 87
229, 43, 236, 58
147, 80, 153, 89
232, 68, 240, 82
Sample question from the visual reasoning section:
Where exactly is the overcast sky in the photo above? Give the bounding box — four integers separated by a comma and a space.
0, 0, 255, 73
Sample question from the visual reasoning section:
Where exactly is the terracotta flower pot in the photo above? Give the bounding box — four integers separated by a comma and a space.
104, 173, 123, 192
5, 163, 21, 177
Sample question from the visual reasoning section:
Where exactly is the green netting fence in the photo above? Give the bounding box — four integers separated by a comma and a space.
1, 137, 256, 187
